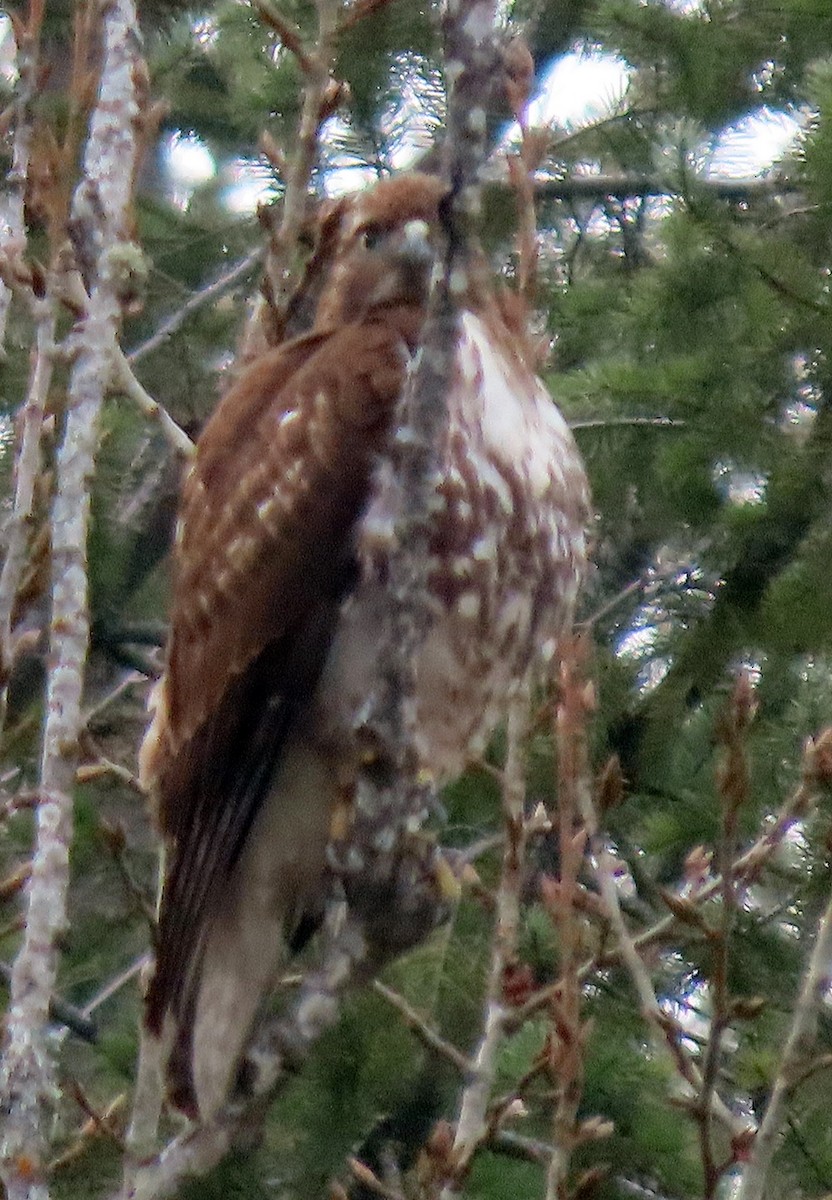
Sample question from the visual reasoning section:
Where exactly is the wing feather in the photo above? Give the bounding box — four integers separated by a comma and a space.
144, 315, 414, 1031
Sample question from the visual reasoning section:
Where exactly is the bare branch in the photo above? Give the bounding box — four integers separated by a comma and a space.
372, 980, 472, 1075
544, 639, 591, 1200
0, 0, 145, 1192
509, 730, 828, 1030
532, 173, 800, 204
568, 416, 684, 431
239, 0, 341, 363
113, 348, 195, 458
698, 675, 756, 1195
126, 246, 263, 366
578, 697, 755, 1156
251, 0, 316, 76
0, 300, 55, 728
591, 823, 750, 1142
441, 693, 529, 1196
0, 0, 42, 353
736, 852, 832, 1198
49, 1091, 126, 1173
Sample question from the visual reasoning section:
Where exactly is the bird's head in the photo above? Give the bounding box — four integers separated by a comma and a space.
315, 173, 449, 327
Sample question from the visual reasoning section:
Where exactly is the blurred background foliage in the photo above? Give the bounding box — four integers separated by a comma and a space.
5, 0, 832, 1197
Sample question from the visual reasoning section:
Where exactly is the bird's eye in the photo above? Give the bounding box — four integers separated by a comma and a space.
361, 224, 385, 250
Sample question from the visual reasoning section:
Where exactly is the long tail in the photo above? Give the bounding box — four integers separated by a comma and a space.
149, 738, 335, 1120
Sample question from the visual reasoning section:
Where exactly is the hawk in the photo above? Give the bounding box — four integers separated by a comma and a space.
139, 172, 590, 1120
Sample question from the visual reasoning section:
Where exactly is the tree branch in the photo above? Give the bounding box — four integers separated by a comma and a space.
508, 728, 830, 1032
736, 856, 832, 1198
113, 348, 194, 458
0, 299, 55, 730
0, 1, 144, 1193
531, 173, 801, 204
126, 246, 263, 366
441, 692, 529, 1196
239, 0, 341, 363
0, 0, 42, 354
372, 980, 472, 1075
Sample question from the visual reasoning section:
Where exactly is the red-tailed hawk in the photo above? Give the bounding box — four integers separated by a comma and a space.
139, 172, 590, 1120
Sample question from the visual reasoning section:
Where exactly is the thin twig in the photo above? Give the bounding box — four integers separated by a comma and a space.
126, 246, 263, 366
240, 0, 340, 362
48, 1092, 126, 1172
0, 0, 42, 352
698, 675, 755, 1195
0, 0, 144, 1193
112, 348, 194, 457
580, 575, 648, 629
82, 671, 144, 729
251, 0, 316, 75
440, 691, 529, 1197
340, 0, 399, 32
736, 872, 832, 1198
582, 721, 754, 1151
545, 639, 591, 1200
76, 757, 143, 793
509, 731, 829, 1029
372, 981, 472, 1075
0, 301, 56, 730
81, 954, 148, 1020
568, 416, 684, 431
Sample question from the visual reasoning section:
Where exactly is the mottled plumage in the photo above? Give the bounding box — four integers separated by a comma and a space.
140, 173, 590, 1119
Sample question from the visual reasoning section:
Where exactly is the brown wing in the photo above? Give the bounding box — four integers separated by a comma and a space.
143, 314, 413, 1031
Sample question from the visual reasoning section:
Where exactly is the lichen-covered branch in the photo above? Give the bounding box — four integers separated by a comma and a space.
0, 0, 42, 353
0, 0, 52, 728
0, 301, 55, 729
0, 2, 144, 1194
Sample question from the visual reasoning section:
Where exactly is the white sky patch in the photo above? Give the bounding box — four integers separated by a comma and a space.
164, 131, 216, 209
523, 49, 799, 180
319, 113, 378, 198
0, 414, 13, 463
706, 107, 802, 178
528, 49, 630, 131
663, 0, 705, 11
382, 54, 443, 170
221, 157, 276, 214
0, 13, 16, 83
152, 35, 803, 212
712, 460, 767, 506
191, 15, 220, 48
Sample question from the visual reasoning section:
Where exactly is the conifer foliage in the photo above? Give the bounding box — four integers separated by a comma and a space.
3, 1, 832, 1198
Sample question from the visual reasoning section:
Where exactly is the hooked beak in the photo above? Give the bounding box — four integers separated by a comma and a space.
366, 219, 434, 308
396, 219, 434, 268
